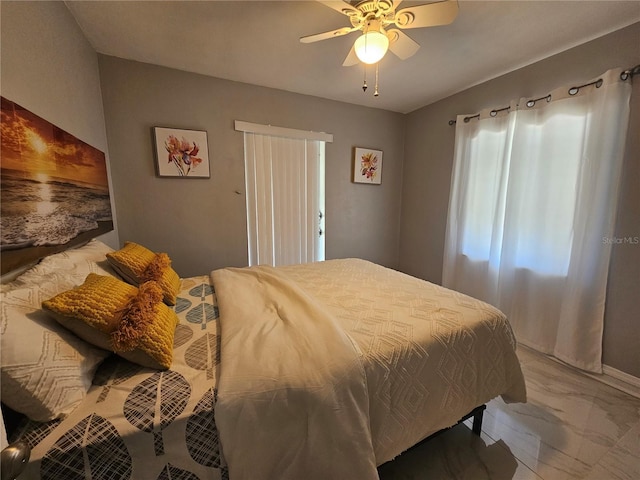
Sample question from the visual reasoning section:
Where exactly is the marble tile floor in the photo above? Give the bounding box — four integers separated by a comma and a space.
378, 345, 640, 480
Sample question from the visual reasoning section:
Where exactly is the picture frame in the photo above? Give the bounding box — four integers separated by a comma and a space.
153, 127, 210, 178
353, 147, 383, 184
1, 96, 114, 274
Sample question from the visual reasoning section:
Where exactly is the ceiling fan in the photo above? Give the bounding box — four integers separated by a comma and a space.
300, 0, 459, 66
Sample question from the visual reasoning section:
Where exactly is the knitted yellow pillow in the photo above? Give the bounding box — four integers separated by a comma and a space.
42, 274, 179, 370
106, 242, 181, 305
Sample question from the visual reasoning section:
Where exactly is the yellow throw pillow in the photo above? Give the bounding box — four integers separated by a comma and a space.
42, 274, 179, 370
106, 242, 181, 305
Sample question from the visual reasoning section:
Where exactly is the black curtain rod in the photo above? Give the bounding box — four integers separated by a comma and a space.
448, 63, 640, 126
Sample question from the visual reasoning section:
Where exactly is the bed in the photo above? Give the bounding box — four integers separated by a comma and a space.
1, 240, 526, 480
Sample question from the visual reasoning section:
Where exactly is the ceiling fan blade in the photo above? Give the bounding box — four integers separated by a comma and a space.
342, 45, 359, 66
317, 1, 359, 16
300, 26, 356, 44
386, 29, 420, 60
394, 0, 458, 29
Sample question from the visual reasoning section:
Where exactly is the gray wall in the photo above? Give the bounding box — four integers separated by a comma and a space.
399, 23, 640, 377
605, 71, 640, 378
98, 56, 404, 276
0, 1, 118, 249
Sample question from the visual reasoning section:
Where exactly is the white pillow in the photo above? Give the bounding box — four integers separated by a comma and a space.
0, 240, 115, 421
7, 239, 116, 289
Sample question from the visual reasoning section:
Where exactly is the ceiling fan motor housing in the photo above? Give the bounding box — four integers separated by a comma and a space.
348, 0, 395, 28
350, 0, 394, 14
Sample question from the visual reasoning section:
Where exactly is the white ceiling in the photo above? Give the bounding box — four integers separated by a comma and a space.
65, 1, 640, 113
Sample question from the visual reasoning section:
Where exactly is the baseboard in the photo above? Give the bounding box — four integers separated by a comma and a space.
586, 365, 640, 399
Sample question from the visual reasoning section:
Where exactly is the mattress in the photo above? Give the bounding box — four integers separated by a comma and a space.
213, 259, 526, 479
12, 259, 526, 480
279, 260, 526, 456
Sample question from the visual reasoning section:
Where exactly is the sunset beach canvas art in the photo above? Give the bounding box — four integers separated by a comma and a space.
1, 97, 113, 274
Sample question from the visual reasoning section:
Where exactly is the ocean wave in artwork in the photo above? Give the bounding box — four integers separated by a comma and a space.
0, 174, 112, 250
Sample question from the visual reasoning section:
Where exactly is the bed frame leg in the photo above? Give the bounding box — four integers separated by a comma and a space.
394, 404, 488, 458
471, 405, 486, 436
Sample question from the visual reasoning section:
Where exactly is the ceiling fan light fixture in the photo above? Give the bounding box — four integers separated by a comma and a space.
354, 30, 389, 64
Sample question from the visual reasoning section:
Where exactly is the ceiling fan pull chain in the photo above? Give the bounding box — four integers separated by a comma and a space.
374, 63, 380, 97
363, 65, 368, 92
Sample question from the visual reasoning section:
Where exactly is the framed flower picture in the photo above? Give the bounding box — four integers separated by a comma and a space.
353, 147, 382, 184
353, 147, 383, 184
153, 127, 210, 178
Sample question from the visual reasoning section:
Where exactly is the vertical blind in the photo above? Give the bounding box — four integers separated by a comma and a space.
236, 121, 332, 267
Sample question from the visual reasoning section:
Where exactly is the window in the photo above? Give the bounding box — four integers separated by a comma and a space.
508, 113, 583, 274
457, 111, 585, 276
460, 126, 509, 263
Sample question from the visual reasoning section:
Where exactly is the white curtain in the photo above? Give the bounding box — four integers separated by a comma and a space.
238, 122, 330, 267
443, 68, 632, 373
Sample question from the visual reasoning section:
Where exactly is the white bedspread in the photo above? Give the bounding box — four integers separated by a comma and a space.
212, 259, 526, 479
211, 265, 379, 480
